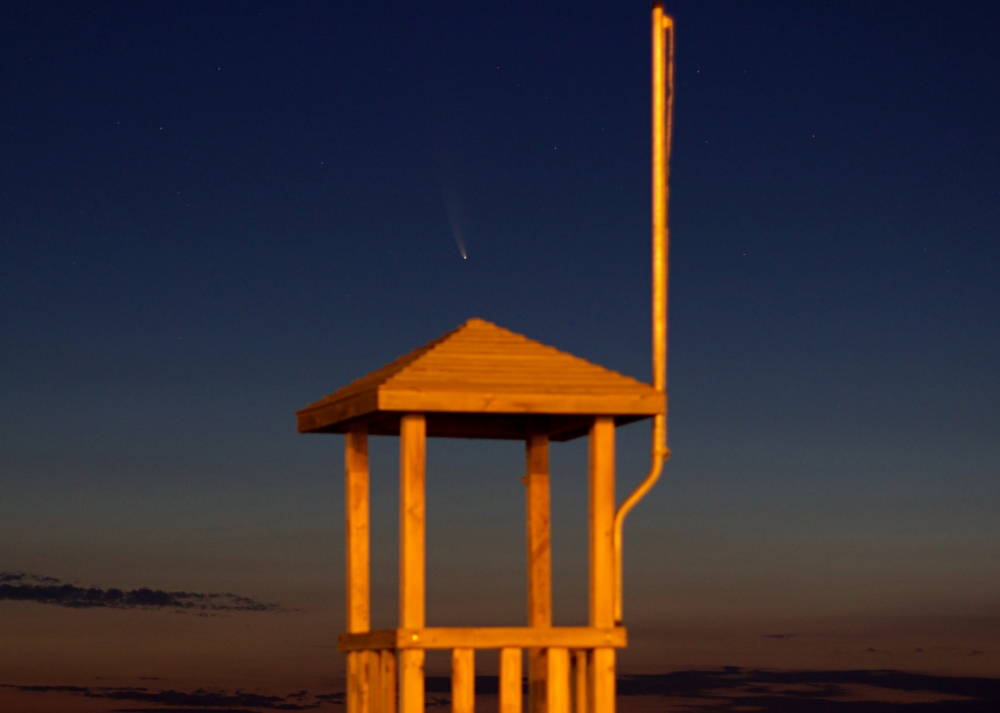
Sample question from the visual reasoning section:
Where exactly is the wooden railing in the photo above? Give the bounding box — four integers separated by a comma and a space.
340, 627, 627, 713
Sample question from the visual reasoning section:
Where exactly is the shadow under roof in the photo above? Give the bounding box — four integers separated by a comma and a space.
296, 318, 664, 441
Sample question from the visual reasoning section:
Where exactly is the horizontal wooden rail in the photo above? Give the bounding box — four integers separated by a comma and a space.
338, 626, 626, 652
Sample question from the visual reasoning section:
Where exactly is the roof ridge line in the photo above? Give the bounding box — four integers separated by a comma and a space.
300, 319, 486, 410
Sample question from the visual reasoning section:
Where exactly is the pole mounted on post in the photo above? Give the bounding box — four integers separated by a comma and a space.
613, 1, 674, 626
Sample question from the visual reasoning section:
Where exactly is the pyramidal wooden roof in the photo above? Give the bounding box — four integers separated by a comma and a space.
296, 318, 664, 441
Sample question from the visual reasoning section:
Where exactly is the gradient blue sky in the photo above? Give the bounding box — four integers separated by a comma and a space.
1, 0, 998, 696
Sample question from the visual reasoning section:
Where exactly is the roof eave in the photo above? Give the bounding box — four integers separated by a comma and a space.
296, 387, 664, 436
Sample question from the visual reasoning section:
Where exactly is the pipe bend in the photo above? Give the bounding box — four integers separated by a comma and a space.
614, 4, 673, 628
612, 428, 670, 624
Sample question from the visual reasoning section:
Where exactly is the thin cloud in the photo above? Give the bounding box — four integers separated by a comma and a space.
7, 672, 1000, 711
0, 572, 280, 612
1, 684, 337, 710
614, 669, 1000, 709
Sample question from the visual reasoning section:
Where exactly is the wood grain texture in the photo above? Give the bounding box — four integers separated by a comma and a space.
296, 319, 663, 439
379, 650, 396, 713
399, 415, 425, 713
347, 651, 360, 713
589, 649, 615, 713
529, 646, 547, 713
452, 648, 475, 713
572, 650, 587, 713
526, 434, 551, 713
399, 650, 423, 713
369, 647, 383, 713
399, 415, 425, 630
337, 628, 626, 652
359, 651, 372, 713
546, 648, 570, 713
588, 418, 615, 629
346, 427, 369, 633
526, 434, 552, 628
499, 647, 523, 713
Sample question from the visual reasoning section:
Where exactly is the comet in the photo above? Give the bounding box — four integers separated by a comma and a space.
443, 186, 468, 259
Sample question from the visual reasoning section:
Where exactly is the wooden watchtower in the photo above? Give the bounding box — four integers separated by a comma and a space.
297, 6, 674, 713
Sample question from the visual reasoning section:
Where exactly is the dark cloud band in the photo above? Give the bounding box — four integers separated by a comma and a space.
5, 670, 1000, 712
1, 684, 339, 711
0, 572, 279, 612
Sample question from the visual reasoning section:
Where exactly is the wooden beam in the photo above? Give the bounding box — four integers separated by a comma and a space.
346, 427, 370, 633
499, 647, 523, 713
299, 389, 664, 435
379, 389, 664, 417
303, 412, 650, 443
526, 434, 551, 713
339, 629, 398, 651
588, 418, 616, 713
399, 414, 426, 713
452, 648, 475, 713
546, 648, 569, 713
338, 628, 626, 652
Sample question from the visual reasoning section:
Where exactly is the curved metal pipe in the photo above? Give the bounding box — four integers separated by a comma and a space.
613, 4, 674, 626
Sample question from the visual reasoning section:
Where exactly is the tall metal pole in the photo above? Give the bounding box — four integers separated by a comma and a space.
612, 2, 673, 625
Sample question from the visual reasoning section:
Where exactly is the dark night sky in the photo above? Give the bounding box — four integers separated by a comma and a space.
1, 0, 999, 695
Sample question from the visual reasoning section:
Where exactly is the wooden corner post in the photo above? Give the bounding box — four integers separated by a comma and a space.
526, 433, 552, 713
400, 414, 427, 713
588, 418, 615, 713
346, 426, 370, 713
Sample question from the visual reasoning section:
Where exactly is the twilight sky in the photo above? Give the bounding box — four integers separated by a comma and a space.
2, 0, 999, 708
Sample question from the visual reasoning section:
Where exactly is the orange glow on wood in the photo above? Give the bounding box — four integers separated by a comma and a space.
546, 648, 569, 713
452, 648, 475, 713
589, 418, 615, 629
526, 434, 551, 713
337, 628, 626, 652
296, 319, 663, 440
346, 427, 370, 633
499, 647, 523, 713
305, 10, 676, 713
612, 0, 675, 626
399, 414, 426, 713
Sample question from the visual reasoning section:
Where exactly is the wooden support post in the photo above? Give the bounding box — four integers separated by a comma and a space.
347, 651, 361, 713
546, 648, 570, 713
588, 418, 615, 627
400, 414, 426, 713
452, 648, 475, 713
399, 650, 423, 713
525, 434, 551, 713
370, 649, 383, 713
380, 650, 397, 713
346, 427, 370, 713
360, 652, 373, 713
346, 427, 371, 633
589, 649, 614, 713
499, 648, 523, 713
572, 651, 587, 713
588, 418, 615, 713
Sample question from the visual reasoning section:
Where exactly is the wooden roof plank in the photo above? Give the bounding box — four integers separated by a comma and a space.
297, 318, 663, 440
